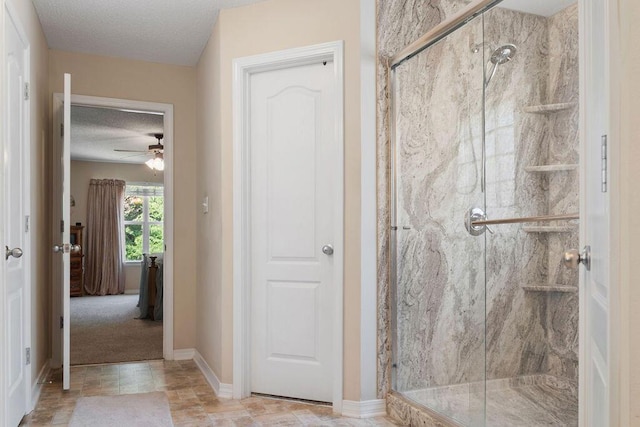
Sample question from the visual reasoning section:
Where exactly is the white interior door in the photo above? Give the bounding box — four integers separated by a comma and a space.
4, 8, 29, 426
250, 61, 336, 402
57, 74, 72, 390
581, 0, 610, 424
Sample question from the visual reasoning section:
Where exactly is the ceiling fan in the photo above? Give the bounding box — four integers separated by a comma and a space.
114, 133, 164, 155
114, 133, 165, 171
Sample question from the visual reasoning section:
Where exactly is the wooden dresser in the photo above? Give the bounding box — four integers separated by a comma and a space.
70, 225, 84, 297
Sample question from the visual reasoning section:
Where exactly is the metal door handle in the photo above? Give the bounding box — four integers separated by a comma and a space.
5, 246, 23, 260
53, 244, 80, 254
562, 246, 591, 271
322, 244, 334, 255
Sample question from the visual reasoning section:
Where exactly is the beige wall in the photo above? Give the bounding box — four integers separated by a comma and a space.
195, 0, 363, 398
70, 160, 163, 293
5, 0, 52, 394
50, 51, 197, 350
196, 21, 224, 381
617, 0, 640, 424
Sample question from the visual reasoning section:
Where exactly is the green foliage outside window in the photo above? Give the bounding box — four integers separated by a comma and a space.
123, 190, 163, 261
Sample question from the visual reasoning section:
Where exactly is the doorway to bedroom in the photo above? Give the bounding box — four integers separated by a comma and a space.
67, 101, 168, 365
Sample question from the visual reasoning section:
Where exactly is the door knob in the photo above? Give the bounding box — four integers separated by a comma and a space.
562, 245, 591, 271
71, 245, 81, 253
53, 244, 69, 253
322, 244, 334, 255
5, 246, 23, 260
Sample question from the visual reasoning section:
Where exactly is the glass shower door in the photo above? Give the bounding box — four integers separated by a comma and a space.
391, 13, 487, 427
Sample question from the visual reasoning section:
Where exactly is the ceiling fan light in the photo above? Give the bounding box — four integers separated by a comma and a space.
146, 152, 164, 171
154, 157, 165, 171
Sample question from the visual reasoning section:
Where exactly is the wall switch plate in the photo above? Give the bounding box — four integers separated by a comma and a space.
202, 196, 209, 214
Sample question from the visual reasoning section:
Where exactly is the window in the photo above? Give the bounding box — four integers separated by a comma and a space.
123, 183, 164, 262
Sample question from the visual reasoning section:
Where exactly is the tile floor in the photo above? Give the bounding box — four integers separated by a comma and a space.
20, 360, 400, 426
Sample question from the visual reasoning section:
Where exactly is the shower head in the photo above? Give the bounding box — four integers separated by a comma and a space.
485, 44, 517, 87
489, 44, 517, 65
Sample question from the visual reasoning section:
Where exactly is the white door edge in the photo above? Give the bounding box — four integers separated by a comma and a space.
3, 0, 33, 418
50, 93, 175, 363
579, 0, 617, 424
232, 40, 345, 412
359, 0, 378, 402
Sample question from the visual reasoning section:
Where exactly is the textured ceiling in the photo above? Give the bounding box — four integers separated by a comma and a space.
31, 0, 265, 66
70, 105, 164, 164
499, 0, 576, 17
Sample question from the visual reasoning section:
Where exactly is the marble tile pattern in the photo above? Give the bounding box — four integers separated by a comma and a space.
543, 4, 580, 382
377, 0, 580, 424
402, 374, 577, 426
376, 0, 472, 400
482, 6, 552, 381
393, 17, 487, 390
20, 360, 399, 426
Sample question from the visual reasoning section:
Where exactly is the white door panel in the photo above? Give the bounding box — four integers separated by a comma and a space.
250, 61, 335, 402
61, 74, 72, 390
4, 8, 28, 426
582, 0, 610, 424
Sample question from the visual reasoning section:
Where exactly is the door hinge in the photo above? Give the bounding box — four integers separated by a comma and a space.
60, 220, 64, 233
25, 347, 31, 365
601, 135, 608, 193
24, 82, 29, 100
60, 123, 64, 137
60, 316, 64, 329
25, 215, 30, 233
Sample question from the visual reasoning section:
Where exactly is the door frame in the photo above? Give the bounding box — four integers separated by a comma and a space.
50, 94, 175, 364
2, 0, 33, 420
232, 41, 345, 411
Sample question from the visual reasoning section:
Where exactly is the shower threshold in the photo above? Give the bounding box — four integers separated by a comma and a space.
402, 374, 578, 426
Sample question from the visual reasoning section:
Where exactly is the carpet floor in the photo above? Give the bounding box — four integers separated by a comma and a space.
71, 294, 163, 365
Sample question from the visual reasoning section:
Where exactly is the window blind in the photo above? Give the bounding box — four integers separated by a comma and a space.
125, 182, 164, 197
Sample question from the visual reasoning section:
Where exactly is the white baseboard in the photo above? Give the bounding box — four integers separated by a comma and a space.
193, 350, 233, 399
341, 399, 387, 418
31, 359, 51, 411
173, 348, 195, 360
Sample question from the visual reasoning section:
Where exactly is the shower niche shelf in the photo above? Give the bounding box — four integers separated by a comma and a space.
522, 285, 578, 293
522, 102, 576, 114
523, 226, 577, 233
524, 164, 578, 173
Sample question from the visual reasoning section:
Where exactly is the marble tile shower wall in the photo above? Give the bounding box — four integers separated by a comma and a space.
483, 4, 579, 383
394, 18, 486, 390
377, 0, 471, 398
377, 0, 580, 397
482, 7, 551, 381
542, 4, 579, 381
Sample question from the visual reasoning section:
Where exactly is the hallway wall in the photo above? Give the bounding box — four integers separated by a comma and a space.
195, 0, 364, 400
48, 50, 198, 350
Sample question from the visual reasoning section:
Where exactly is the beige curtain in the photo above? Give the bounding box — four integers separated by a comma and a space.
84, 179, 126, 295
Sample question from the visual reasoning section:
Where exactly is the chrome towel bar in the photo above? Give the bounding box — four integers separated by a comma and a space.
471, 212, 579, 226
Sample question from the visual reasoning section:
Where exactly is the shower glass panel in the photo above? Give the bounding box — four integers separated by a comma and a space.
391, 0, 580, 425
391, 13, 486, 427
482, 1, 579, 425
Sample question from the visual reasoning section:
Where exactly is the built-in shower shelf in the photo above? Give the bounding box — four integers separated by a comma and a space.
523, 226, 577, 233
522, 102, 577, 114
524, 164, 578, 173
522, 285, 578, 293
